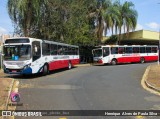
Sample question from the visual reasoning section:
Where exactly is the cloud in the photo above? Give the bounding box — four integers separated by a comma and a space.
146, 22, 160, 29
135, 24, 143, 31
0, 27, 7, 35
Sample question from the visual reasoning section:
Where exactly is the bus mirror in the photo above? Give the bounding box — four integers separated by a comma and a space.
92, 50, 94, 55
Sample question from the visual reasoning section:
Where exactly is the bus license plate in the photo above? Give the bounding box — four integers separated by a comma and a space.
12, 70, 17, 72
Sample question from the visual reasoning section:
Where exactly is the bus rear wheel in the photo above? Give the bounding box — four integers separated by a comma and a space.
68, 61, 72, 69
43, 64, 48, 75
111, 59, 117, 65
140, 57, 145, 63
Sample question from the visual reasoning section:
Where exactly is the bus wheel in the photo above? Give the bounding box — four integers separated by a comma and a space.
68, 61, 72, 69
111, 59, 117, 65
140, 57, 145, 63
43, 64, 48, 75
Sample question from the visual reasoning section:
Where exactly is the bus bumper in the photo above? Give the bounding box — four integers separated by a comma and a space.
4, 67, 32, 75
93, 59, 104, 65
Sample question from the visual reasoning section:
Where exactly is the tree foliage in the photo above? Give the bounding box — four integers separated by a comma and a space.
8, 0, 138, 45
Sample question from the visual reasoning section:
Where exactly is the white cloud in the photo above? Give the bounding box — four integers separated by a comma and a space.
146, 22, 160, 29
135, 24, 143, 31
0, 27, 7, 35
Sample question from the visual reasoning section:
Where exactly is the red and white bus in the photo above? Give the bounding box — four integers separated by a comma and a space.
3, 37, 79, 75
92, 45, 158, 65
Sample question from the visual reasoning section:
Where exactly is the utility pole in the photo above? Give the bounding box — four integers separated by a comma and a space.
158, 28, 160, 65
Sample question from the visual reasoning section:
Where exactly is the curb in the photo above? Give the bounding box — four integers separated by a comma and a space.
145, 78, 160, 93
5, 78, 15, 110
141, 65, 160, 96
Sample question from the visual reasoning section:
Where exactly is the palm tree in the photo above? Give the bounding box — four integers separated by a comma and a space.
118, 1, 138, 44
103, 1, 120, 36
8, 0, 46, 36
90, 0, 112, 44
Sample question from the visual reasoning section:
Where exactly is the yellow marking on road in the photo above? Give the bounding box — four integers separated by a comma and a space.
136, 116, 144, 118
59, 118, 67, 119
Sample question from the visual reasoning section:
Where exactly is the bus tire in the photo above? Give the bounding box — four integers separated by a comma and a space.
68, 61, 72, 69
140, 57, 145, 63
43, 64, 48, 75
111, 59, 117, 65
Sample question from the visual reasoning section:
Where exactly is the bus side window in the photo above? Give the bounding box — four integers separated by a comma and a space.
51, 44, 57, 55
42, 43, 50, 56
57, 45, 63, 55
151, 47, 157, 53
68, 47, 72, 55
126, 47, 133, 54
63, 46, 68, 55
118, 47, 125, 54
146, 47, 151, 53
133, 47, 140, 53
72, 47, 76, 55
111, 47, 118, 54
140, 47, 145, 53
32, 41, 41, 61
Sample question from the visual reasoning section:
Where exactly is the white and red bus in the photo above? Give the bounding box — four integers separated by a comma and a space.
3, 37, 79, 75
92, 45, 158, 65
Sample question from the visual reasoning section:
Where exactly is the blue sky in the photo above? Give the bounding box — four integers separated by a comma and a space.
0, 0, 160, 35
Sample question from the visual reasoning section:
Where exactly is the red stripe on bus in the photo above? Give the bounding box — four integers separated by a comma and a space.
117, 56, 158, 63
49, 59, 79, 71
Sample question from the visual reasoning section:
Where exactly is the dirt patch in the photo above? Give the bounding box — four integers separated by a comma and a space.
147, 65, 160, 88
0, 77, 13, 110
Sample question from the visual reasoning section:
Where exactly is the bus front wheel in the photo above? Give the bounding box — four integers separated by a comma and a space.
111, 59, 117, 65
43, 64, 48, 75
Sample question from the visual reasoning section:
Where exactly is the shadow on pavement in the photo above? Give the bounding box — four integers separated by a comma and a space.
9, 67, 77, 80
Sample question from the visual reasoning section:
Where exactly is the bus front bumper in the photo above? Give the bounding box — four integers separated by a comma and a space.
4, 67, 32, 75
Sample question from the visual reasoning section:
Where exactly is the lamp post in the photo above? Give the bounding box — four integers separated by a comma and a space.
158, 28, 160, 65
158, 3, 160, 65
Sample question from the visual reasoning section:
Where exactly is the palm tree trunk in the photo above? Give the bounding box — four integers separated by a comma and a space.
118, 27, 122, 45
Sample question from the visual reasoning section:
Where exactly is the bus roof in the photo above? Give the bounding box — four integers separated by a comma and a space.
5, 37, 78, 48
95, 45, 158, 47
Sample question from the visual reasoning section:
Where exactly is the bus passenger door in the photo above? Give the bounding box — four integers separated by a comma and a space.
32, 41, 42, 73
103, 47, 110, 63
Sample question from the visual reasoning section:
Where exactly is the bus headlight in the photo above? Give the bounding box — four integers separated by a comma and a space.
23, 63, 31, 69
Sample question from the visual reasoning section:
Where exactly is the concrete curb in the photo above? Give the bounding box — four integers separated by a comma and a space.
5, 78, 15, 110
141, 66, 160, 96
145, 77, 160, 93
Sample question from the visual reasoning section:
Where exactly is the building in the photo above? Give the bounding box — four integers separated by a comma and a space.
0, 34, 11, 45
103, 30, 160, 45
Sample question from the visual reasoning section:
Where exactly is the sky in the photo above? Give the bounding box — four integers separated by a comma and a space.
0, 0, 160, 36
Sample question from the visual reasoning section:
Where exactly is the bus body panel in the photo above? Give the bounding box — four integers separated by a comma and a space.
93, 45, 158, 65
3, 37, 79, 75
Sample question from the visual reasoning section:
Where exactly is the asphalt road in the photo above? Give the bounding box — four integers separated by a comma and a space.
14, 63, 160, 119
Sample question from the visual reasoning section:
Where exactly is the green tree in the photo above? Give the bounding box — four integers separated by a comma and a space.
118, 1, 138, 44
8, 0, 46, 36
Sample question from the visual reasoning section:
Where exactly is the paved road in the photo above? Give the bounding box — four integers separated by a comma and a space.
14, 63, 160, 119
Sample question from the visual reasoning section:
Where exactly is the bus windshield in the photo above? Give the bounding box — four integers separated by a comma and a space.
4, 45, 31, 61
93, 49, 102, 57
